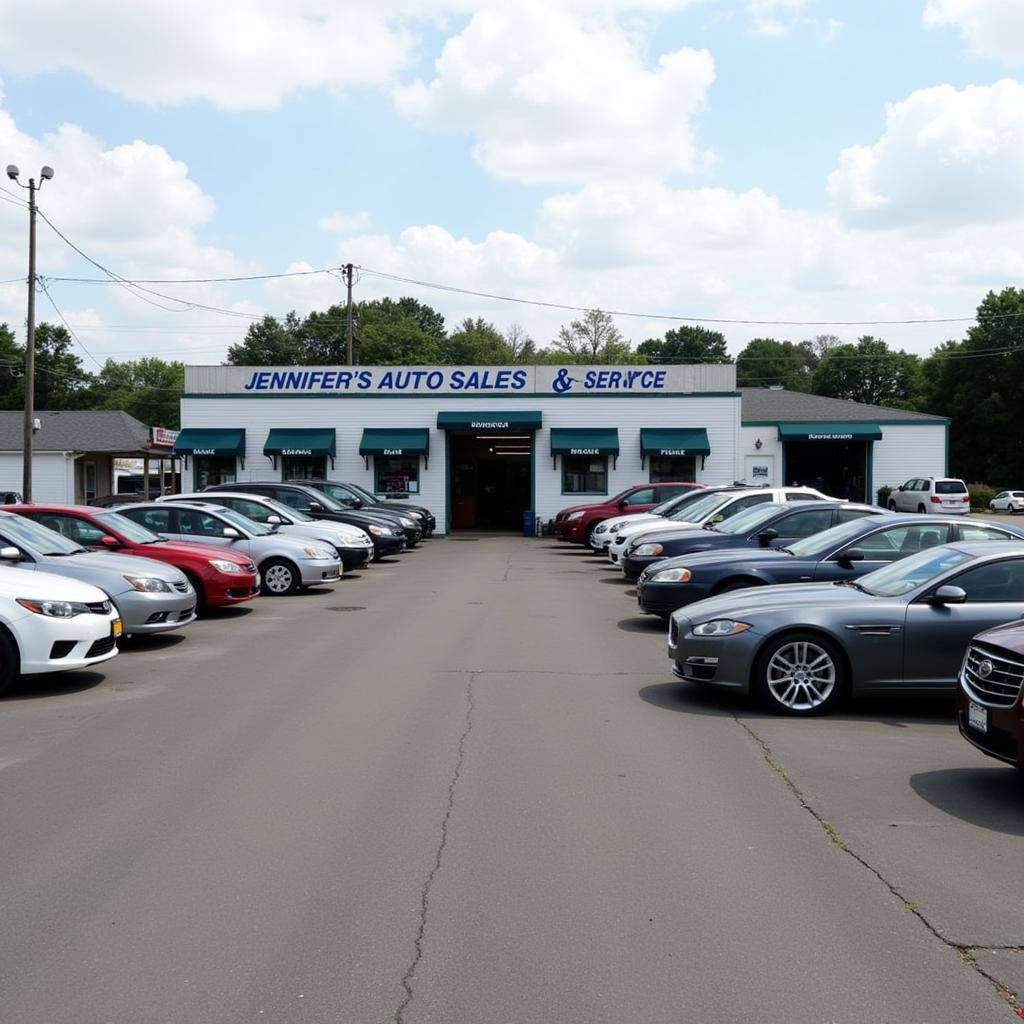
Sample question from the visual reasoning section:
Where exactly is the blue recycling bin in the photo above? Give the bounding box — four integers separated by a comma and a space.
522, 510, 536, 537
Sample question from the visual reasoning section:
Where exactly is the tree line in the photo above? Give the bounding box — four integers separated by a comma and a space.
1, 287, 1021, 485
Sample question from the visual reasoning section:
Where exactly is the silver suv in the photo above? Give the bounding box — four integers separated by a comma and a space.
888, 477, 969, 515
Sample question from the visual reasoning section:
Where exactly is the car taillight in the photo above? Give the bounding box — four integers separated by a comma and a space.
962, 495, 970, 502
930, 496, 942, 503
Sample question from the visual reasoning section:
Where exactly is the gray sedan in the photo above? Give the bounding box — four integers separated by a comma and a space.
0, 510, 195, 636
120, 502, 341, 595
668, 541, 1024, 716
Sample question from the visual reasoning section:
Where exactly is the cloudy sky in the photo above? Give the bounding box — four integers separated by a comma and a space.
0, 0, 1022, 368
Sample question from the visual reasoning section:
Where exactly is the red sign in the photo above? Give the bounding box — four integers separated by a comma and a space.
149, 427, 179, 449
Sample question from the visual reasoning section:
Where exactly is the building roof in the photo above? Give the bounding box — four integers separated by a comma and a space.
0, 410, 154, 453
740, 388, 948, 424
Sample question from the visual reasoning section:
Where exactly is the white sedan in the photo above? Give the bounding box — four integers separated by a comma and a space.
989, 491, 1024, 514
0, 565, 121, 695
589, 489, 715, 551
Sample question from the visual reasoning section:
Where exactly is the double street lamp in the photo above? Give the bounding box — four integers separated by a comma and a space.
6, 163, 54, 503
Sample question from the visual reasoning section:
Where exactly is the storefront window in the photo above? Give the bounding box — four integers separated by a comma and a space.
194, 455, 236, 490
649, 456, 696, 483
281, 455, 327, 481
375, 456, 420, 496
562, 455, 607, 494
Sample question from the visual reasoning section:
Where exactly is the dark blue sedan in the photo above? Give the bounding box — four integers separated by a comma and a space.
636, 514, 1024, 617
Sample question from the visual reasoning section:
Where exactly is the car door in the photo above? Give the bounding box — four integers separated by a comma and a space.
27, 511, 112, 551
903, 556, 1024, 686
893, 480, 915, 512
173, 508, 255, 558
814, 522, 952, 581
763, 507, 836, 548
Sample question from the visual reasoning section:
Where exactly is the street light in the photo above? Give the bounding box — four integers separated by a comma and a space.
6, 163, 54, 503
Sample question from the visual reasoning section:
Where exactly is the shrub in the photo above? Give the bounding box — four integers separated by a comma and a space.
967, 483, 998, 510
876, 485, 893, 508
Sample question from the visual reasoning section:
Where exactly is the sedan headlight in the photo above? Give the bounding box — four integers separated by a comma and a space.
566, 510, 585, 521
594, 523, 608, 534
124, 575, 173, 593
609, 524, 621, 534
303, 546, 334, 559
633, 542, 664, 556
368, 525, 393, 537
399, 517, 415, 528
209, 559, 245, 575
16, 597, 103, 617
650, 567, 692, 583
692, 619, 751, 637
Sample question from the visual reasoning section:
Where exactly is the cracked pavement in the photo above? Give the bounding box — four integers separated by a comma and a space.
0, 536, 1020, 1023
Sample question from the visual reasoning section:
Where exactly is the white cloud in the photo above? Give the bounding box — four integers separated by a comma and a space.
748, 0, 810, 37
824, 17, 843, 42
394, 3, 715, 184
924, 0, 1024, 65
828, 79, 1024, 228
319, 212, 371, 234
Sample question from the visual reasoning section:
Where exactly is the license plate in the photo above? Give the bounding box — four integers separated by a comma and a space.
968, 700, 988, 734
112, 619, 123, 637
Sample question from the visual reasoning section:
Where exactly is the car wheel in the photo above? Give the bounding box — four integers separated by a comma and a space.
583, 522, 600, 547
0, 629, 18, 696
753, 632, 845, 716
261, 558, 299, 596
887, 501, 897, 511
917, 504, 927, 514
183, 572, 206, 614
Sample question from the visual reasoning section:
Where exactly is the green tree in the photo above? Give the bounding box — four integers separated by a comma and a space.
226, 313, 304, 365
503, 323, 537, 363
86, 357, 185, 428
811, 335, 919, 407
551, 309, 639, 363
637, 325, 731, 364
735, 338, 815, 391
440, 318, 510, 364
32, 324, 93, 409
300, 304, 348, 364
0, 323, 23, 409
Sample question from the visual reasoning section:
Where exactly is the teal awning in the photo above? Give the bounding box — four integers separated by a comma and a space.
550, 428, 620, 456
436, 410, 542, 431
778, 422, 882, 442
173, 428, 245, 456
263, 428, 336, 457
359, 428, 430, 457
640, 428, 711, 457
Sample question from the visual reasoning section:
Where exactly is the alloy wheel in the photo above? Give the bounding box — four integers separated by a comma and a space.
764, 639, 837, 712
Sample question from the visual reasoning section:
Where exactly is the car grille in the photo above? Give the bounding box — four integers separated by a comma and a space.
173, 580, 191, 594
86, 635, 117, 658
669, 617, 679, 646
963, 642, 1024, 708
244, 562, 257, 574
86, 600, 111, 615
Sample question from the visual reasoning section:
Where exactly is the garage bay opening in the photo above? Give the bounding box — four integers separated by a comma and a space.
449, 431, 532, 530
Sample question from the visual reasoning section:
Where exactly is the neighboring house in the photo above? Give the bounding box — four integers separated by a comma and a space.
0, 410, 175, 504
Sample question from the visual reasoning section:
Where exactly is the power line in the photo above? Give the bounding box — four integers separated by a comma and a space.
36, 279, 105, 370
47, 266, 343, 285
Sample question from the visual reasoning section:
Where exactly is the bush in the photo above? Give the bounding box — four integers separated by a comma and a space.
876, 485, 893, 508
967, 483, 998, 510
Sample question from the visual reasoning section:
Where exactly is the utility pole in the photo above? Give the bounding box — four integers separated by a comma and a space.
344, 263, 354, 365
6, 163, 54, 504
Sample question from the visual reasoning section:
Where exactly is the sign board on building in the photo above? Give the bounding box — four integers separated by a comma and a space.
150, 427, 180, 448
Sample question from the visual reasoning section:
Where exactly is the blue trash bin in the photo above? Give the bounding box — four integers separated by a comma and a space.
522, 510, 535, 537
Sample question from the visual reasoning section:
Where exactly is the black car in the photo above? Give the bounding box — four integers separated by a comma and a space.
636, 514, 1024, 617
203, 482, 411, 558
294, 479, 435, 537
619, 501, 883, 581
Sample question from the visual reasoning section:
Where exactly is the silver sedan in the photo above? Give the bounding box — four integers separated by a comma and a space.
668, 541, 1024, 716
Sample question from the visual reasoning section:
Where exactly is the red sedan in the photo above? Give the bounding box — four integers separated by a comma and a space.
8, 504, 260, 612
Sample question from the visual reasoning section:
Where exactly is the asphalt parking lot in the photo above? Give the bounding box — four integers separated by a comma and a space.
0, 535, 1021, 1023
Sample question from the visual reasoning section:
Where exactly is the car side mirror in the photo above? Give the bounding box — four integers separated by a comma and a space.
757, 528, 779, 547
838, 547, 864, 565
710, 514, 725, 525
617, 499, 629, 509
349, 498, 363, 508
266, 515, 283, 525
308, 501, 324, 513
100, 535, 120, 548
0, 545, 20, 560
222, 527, 241, 539
930, 584, 967, 605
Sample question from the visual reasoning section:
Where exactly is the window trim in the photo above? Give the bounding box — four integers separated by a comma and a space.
561, 454, 609, 496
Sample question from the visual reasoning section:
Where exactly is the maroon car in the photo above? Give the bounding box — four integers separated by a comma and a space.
8, 504, 260, 612
552, 482, 702, 546
958, 620, 1024, 770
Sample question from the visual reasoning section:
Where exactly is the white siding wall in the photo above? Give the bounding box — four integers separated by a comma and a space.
0, 452, 75, 501
741, 427, 782, 485
180, 395, 742, 533
872, 424, 947, 493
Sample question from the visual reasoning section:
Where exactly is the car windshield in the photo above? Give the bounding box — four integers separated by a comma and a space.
936, 480, 967, 494
668, 491, 739, 523
651, 489, 707, 517
215, 508, 272, 536
96, 511, 161, 544
857, 547, 974, 597
0, 513, 83, 555
263, 497, 313, 522
787, 516, 877, 558
343, 481, 379, 504
714, 502, 783, 535
315, 482, 364, 505
298, 488, 347, 512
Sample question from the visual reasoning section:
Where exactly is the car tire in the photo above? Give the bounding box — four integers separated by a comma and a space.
887, 501, 897, 511
261, 558, 299, 596
0, 629, 18, 697
753, 631, 845, 716
583, 522, 601, 548
183, 572, 206, 614
917, 504, 927, 514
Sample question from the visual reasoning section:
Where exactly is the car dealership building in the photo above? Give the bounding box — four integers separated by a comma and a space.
175, 363, 949, 533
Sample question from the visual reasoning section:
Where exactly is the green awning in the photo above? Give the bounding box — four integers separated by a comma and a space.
173, 428, 246, 456
359, 428, 430, 457
550, 428, 620, 456
640, 428, 711, 457
263, 428, 336, 457
777, 422, 883, 442
436, 411, 542, 431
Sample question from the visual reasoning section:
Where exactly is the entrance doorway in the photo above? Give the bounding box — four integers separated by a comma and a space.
449, 432, 532, 530
784, 441, 869, 502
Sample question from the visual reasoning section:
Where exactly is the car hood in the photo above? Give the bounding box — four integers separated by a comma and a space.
674, 581, 878, 623
650, 546, 796, 573
636, 526, 743, 549
135, 540, 252, 565
603, 512, 660, 530
36, 550, 187, 585
619, 517, 703, 541
279, 522, 371, 546
0, 566, 111, 603
558, 502, 611, 516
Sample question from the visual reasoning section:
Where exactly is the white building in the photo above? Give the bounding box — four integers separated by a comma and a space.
177, 365, 949, 533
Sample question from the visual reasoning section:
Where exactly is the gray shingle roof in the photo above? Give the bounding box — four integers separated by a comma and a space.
740, 388, 947, 424
0, 410, 152, 452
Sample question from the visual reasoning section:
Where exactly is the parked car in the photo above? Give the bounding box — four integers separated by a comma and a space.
0, 490, 23, 504
9, 504, 260, 613
0, 568, 122, 695
552, 483, 703, 546
607, 486, 830, 564
619, 501, 883, 582
88, 493, 147, 508
669, 540, 1024, 716
989, 491, 1024, 515
294, 479, 436, 537
638, 515, 1024, 617
887, 477, 970, 515
589, 487, 730, 551
958, 619, 1024, 769
202, 482, 409, 557
0, 510, 196, 636
160, 493, 375, 571
119, 502, 342, 596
